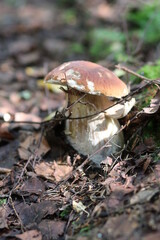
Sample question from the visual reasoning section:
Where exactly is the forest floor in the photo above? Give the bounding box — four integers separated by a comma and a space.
0, 0, 160, 239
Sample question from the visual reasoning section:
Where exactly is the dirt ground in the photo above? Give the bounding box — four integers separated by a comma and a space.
0, 0, 160, 239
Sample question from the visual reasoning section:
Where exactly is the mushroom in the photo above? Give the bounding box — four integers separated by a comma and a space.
45, 61, 135, 165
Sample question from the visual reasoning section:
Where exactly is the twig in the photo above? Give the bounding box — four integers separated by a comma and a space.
8, 195, 25, 232
115, 64, 151, 81
17, 155, 33, 185
116, 64, 160, 85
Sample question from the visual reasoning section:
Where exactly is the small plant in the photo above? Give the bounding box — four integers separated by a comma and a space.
60, 206, 71, 219
0, 198, 7, 206
79, 226, 91, 234
88, 28, 127, 61
138, 61, 160, 80
127, 1, 160, 44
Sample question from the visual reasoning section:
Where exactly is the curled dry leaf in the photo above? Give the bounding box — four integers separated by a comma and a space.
72, 200, 89, 215
143, 90, 160, 114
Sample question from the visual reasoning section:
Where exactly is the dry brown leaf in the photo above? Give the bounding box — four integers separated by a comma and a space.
130, 188, 159, 205
0, 207, 8, 229
38, 220, 66, 240
16, 230, 42, 240
15, 201, 58, 226
101, 214, 138, 239
35, 161, 73, 182
18, 133, 50, 160
53, 161, 73, 182
20, 177, 45, 195
35, 162, 54, 181
143, 90, 160, 114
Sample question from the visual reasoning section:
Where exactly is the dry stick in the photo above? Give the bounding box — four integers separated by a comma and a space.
16, 154, 33, 186
8, 195, 25, 232
32, 125, 45, 167
115, 65, 151, 81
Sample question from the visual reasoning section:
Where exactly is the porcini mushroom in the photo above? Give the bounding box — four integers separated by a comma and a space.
45, 61, 135, 164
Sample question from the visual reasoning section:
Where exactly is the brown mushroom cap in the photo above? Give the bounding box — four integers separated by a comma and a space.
45, 61, 129, 98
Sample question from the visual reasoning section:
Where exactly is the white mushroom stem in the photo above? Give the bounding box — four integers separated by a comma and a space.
65, 90, 126, 164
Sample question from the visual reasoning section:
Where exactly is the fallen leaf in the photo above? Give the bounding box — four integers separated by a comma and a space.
35, 162, 54, 181
20, 177, 45, 195
0, 207, 8, 229
15, 201, 58, 226
35, 161, 73, 182
16, 230, 42, 240
38, 220, 66, 240
101, 214, 138, 239
143, 90, 160, 114
53, 161, 73, 182
18, 133, 50, 160
0, 139, 19, 169
130, 188, 159, 205
72, 200, 88, 215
